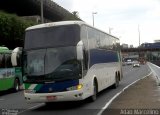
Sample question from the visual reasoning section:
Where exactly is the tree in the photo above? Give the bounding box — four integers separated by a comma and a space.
72, 11, 79, 18
0, 11, 36, 49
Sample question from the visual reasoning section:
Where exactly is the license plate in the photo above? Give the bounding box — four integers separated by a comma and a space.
46, 96, 57, 101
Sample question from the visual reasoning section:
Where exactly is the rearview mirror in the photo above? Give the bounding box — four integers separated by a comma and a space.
11, 47, 22, 66
76, 41, 84, 60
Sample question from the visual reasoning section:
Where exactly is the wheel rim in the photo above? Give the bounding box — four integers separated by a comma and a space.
16, 83, 19, 91
15, 80, 19, 91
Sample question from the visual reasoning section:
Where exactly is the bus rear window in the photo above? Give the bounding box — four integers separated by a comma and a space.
0, 53, 12, 68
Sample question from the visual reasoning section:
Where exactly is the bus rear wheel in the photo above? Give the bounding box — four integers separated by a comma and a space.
113, 75, 119, 89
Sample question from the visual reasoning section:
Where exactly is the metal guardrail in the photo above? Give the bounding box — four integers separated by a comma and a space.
147, 62, 160, 85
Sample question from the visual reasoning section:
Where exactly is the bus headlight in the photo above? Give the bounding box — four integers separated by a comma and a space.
77, 84, 83, 90
66, 84, 83, 91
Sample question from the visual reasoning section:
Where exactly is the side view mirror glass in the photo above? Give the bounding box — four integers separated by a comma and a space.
76, 41, 84, 60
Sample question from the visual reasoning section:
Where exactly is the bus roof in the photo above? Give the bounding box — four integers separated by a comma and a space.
26, 21, 119, 40
26, 21, 85, 31
0, 47, 11, 53
0, 46, 9, 50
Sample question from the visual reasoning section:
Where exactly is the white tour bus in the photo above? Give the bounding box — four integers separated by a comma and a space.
23, 21, 122, 103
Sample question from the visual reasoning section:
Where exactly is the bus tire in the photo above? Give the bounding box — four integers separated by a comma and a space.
45, 102, 53, 106
13, 78, 20, 92
113, 75, 119, 89
89, 80, 98, 102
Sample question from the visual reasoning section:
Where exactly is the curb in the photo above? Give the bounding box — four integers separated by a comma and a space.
147, 62, 160, 86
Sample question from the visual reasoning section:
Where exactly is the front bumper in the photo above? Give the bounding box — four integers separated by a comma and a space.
24, 90, 85, 103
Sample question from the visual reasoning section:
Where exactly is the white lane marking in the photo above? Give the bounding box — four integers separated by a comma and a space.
97, 72, 152, 115
18, 103, 44, 115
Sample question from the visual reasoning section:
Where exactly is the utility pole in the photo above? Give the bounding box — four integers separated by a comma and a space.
109, 27, 113, 34
138, 25, 141, 61
92, 12, 97, 27
138, 25, 141, 47
41, 0, 44, 23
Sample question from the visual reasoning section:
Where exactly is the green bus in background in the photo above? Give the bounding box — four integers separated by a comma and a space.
0, 47, 22, 92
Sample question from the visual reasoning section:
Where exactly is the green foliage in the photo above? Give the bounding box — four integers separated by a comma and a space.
0, 11, 36, 49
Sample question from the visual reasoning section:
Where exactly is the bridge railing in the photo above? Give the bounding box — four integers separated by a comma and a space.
147, 62, 160, 85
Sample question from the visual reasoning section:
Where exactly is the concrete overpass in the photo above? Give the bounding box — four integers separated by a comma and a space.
122, 47, 160, 66
0, 0, 80, 22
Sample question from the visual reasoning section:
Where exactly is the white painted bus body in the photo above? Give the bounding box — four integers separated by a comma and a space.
23, 21, 122, 103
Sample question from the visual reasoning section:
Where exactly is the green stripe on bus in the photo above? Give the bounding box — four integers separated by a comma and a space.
0, 77, 14, 91
34, 84, 43, 91
24, 83, 31, 89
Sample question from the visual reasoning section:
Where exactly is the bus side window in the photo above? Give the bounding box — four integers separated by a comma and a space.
5, 54, 12, 68
0, 54, 5, 68
0, 54, 2, 68
83, 50, 88, 70
17, 53, 22, 67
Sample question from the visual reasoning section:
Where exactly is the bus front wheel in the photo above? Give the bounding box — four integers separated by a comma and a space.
89, 80, 98, 102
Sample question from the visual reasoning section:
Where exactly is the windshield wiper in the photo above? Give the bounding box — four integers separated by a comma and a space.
24, 75, 46, 83
24, 79, 46, 84
47, 76, 79, 82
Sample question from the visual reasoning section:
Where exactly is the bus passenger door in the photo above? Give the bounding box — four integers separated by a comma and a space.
0, 54, 5, 91
0, 69, 4, 91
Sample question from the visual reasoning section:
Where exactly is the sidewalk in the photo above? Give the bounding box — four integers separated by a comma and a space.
102, 74, 160, 115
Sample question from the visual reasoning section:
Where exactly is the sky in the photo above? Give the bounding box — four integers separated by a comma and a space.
53, 0, 160, 47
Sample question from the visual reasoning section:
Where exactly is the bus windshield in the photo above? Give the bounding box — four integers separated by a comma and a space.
24, 25, 80, 50
23, 47, 82, 83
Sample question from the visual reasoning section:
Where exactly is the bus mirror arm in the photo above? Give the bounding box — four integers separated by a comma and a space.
76, 41, 84, 60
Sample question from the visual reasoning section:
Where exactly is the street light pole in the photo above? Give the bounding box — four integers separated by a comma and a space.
109, 27, 113, 34
92, 12, 97, 27
41, 0, 44, 23
138, 25, 141, 47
